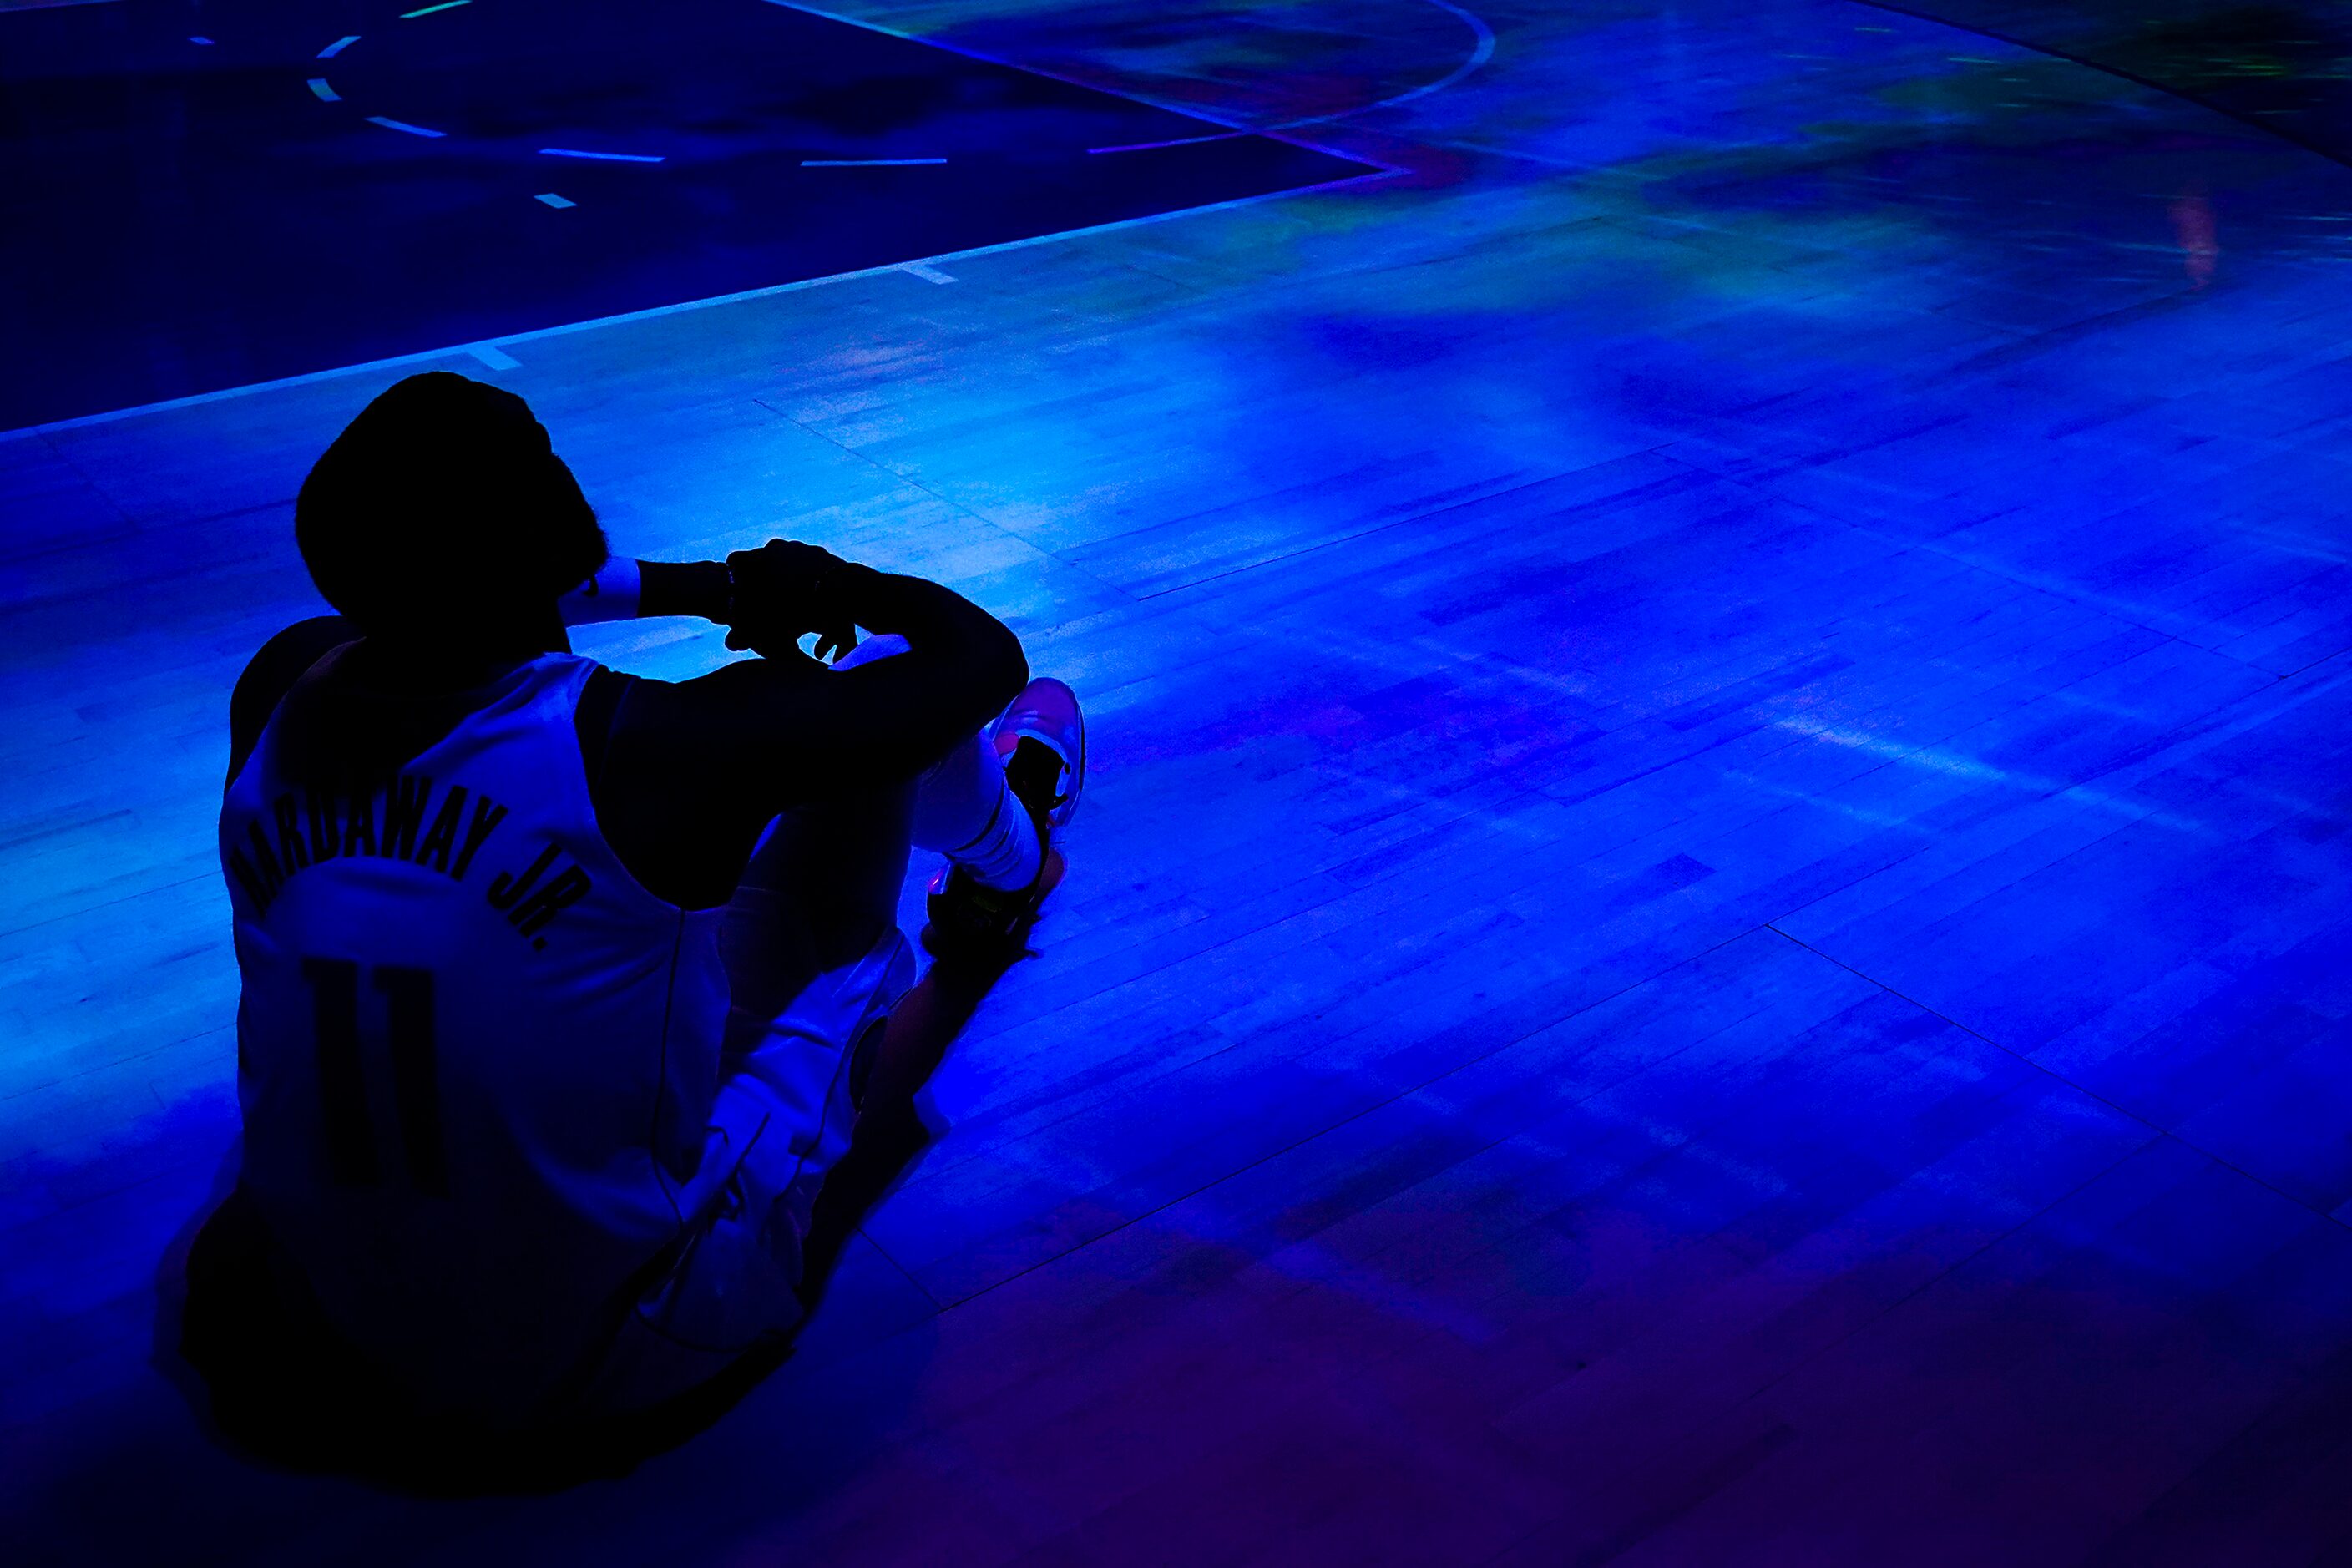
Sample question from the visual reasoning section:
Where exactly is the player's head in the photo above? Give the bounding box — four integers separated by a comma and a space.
296, 372, 607, 643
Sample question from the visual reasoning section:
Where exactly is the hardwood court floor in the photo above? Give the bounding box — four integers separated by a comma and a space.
6, 1, 2352, 1562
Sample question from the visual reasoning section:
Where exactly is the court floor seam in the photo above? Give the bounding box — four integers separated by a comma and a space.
1762, 922, 2352, 1233
1471, 1108, 2163, 1566
902, 919, 1783, 1313
749, 398, 1145, 609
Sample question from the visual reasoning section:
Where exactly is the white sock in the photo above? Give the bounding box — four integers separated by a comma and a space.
951, 771, 1043, 891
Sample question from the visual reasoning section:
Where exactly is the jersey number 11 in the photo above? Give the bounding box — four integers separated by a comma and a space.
301, 958, 448, 1196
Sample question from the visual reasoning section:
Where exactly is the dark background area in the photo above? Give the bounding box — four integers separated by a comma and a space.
1883, 0, 2352, 160
0, 0, 1371, 431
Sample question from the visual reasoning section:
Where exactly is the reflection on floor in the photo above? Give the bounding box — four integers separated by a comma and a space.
6, 0, 2352, 1563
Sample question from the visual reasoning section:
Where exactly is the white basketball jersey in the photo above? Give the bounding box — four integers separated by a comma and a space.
220, 651, 731, 1419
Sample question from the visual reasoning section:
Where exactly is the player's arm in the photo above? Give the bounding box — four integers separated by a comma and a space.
559, 558, 739, 626
591, 543, 1029, 905
687, 564, 1022, 774
580, 541, 1026, 782
621, 545, 1029, 797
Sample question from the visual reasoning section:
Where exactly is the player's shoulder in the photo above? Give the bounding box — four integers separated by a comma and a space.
235, 616, 352, 696
227, 616, 357, 784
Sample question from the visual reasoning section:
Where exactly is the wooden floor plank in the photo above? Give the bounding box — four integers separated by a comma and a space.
9, 0, 2352, 1560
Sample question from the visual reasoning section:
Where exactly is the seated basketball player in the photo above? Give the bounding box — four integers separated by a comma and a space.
193, 372, 1082, 1436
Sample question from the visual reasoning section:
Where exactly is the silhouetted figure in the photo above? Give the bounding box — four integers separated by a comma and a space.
181, 372, 1083, 1483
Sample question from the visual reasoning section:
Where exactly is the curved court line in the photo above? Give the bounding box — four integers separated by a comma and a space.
400, 1, 470, 17
1272, 0, 1495, 130
749, 0, 1409, 176
0, 2, 1416, 439
307, 78, 339, 102
1081, 0, 1500, 154
1849, 0, 2352, 172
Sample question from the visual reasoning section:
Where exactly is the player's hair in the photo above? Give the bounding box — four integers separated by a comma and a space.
296, 372, 607, 636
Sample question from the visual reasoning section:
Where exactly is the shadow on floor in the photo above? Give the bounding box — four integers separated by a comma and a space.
159, 1096, 939, 1499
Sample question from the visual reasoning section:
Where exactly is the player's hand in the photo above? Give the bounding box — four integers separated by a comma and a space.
723, 539, 860, 662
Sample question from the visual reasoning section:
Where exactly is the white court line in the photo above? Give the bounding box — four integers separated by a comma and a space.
367, 116, 445, 137
1087, 132, 1244, 155
318, 35, 360, 58
902, 262, 956, 283
751, 0, 1409, 177
400, 0, 469, 17
306, 78, 339, 102
468, 345, 520, 369
0, 166, 1394, 442
535, 192, 576, 208
800, 157, 947, 167
540, 147, 665, 163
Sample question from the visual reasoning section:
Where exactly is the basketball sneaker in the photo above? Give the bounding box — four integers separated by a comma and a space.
923, 677, 1085, 964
